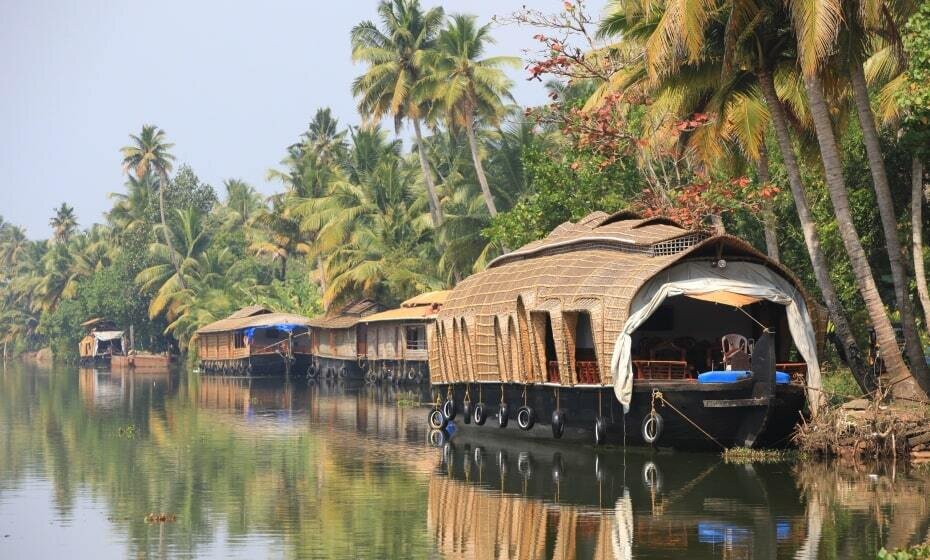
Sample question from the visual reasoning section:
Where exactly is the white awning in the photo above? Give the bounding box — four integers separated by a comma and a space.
92, 331, 124, 341
609, 261, 823, 415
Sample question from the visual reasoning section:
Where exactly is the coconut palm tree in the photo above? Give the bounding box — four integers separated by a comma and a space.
423, 14, 519, 216
120, 125, 183, 286
49, 203, 77, 244
223, 179, 263, 224
249, 198, 310, 281
350, 0, 445, 227
108, 173, 155, 242
598, 0, 874, 391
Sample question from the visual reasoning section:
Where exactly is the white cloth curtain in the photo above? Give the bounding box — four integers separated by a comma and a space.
608, 261, 823, 415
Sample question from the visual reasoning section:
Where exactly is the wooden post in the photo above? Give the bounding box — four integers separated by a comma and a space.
129, 324, 135, 352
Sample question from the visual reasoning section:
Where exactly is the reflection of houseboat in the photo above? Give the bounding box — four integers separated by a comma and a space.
195, 306, 312, 375
427, 211, 825, 450
78, 318, 124, 366
428, 438, 810, 559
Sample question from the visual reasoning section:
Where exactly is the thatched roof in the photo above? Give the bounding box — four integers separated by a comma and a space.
401, 290, 450, 308
441, 212, 812, 319
362, 291, 450, 324
196, 307, 311, 335
307, 299, 383, 329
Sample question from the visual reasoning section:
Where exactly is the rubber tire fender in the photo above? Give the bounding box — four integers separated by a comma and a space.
594, 416, 608, 446
338, 366, 347, 379
641, 412, 664, 445
462, 400, 473, 425
442, 399, 456, 421
428, 408, 448, 431
551, 409, 566, 439
472, 402, 487, 426
516, 406, 536, 431
497, 403, 510, 428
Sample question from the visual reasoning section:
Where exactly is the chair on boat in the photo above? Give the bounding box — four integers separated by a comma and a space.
722, 334, 751, 370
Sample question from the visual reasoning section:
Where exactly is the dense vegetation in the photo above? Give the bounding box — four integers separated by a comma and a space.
1, 0, 929, 393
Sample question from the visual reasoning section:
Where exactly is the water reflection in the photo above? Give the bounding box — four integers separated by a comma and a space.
1, 365, 929, 559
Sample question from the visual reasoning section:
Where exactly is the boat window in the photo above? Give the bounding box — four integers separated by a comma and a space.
405, 324, 426, 350
573, 312, 600, 383
234, 331, 246, 349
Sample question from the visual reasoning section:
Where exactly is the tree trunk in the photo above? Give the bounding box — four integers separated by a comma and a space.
464, 110, 498, 216
280, 255, 287, 282
803, 71, 925, 398
913, 157, 930, 330
158, 172, 185, 290
412, 118, 444, 227
758, 145, 780, 262
850, 62, 930, 388
317, 256, 328, 312
758, 68, 873, 393
709, 214, 726, 234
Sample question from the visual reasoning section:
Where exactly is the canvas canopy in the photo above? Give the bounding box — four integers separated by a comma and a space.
92, 331, 124, 341
609, 261, 823, 414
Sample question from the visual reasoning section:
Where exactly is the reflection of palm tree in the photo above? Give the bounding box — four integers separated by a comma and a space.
351, 0, 446, 226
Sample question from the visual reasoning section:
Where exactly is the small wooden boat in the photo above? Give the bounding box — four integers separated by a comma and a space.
111, 352, 172, 371
425, 211, 826, 450
78, 318, 124, 366
195, 306, 312, 375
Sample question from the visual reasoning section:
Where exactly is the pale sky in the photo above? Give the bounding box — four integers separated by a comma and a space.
1, 0, 606, 239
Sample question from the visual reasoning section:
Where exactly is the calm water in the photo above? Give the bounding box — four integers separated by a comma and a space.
1, 365, 928, 559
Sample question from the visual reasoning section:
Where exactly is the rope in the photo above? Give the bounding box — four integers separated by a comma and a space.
734, 305, 771, 332
652, 390, 725, 449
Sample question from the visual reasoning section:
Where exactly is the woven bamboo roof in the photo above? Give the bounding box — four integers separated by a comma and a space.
307, 299, 383, 329
441, 212, 813, 318
227, 305, 271, 319
401, 290, 450, 308
196, 308, 311, 335
362, 306, 439, 323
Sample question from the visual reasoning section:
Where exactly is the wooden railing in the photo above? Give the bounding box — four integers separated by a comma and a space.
576, 360, 601, 384
632, 360, 691, 380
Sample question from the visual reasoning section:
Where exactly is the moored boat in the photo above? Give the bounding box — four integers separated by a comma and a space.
78, 318, 125, 366
424, 211, 825, 450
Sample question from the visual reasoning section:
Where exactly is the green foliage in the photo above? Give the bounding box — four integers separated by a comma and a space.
487, 144, 639, 248
878, 544, 930, 560
901, 2, 930, 151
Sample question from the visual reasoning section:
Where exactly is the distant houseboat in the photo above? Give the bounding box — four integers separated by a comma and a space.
426, 211, 825, 450
111, 351, 172, 371
195, 306, 312, 375
307, 299, 383, 379
78, 318, 124, 366
358, 291, 448, 383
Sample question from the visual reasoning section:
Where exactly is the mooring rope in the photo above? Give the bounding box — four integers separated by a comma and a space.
651, 390, 725, 450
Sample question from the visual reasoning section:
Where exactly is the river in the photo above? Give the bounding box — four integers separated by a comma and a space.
0, 364, 927, 559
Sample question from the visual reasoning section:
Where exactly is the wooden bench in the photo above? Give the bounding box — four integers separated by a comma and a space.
633, 360, 691, 380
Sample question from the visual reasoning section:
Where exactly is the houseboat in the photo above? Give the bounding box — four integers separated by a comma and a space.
358, 291, 449, 383
307, 299, 382, 379
425, 211, 825, 450
111, 351, 172, 371
78, 318, 124, 366
195, 305, 312, 375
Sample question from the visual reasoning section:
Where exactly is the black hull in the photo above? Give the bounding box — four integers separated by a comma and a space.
199, 354, 312, 376
310, 356, 429, 384
431, 380, 806, 451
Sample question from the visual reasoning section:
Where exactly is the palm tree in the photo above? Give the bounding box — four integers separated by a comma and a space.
351, 0, 446, 227
223, 179, 263, 224
120, 125, 183, 286
598, 0, 874, 391
424, 14, 519, 216
301, 108, 348, 168
249, 198, 310, 281
49, 203, 77, 244
108, 173, 154, 242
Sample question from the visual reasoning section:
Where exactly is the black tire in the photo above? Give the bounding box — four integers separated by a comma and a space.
551, 409, 566, 439
498, 403, 510, 428
442, 399, 456, 421
642, 461, 663, 492
551, 452, 564, 484
473, 447, 484, 468
641, 412, 664, 445
428, 408, 448, 430
427, 429, 448, 447
338, 366, 347, 379
462, 401, 473, 424
594, 416, 608, 446
517, 452, 533, 480
472, 402, 487, 425
516, 406, 536, 431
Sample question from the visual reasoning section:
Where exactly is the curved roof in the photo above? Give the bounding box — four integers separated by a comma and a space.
440, 212, 813, 319
196, 308, 311, 335
401, 290, 450, 308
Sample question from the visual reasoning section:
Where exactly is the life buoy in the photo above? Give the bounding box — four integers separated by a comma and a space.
516, 406, 536, 431
462, 400, 473, 424
498, 403, 510, 428
472, 402, 487, 425
594, 416, 608, 446
641, 412, 664, 444
428, 408, 448, 430
442, 399, 456, 421
551, 409, 566, 439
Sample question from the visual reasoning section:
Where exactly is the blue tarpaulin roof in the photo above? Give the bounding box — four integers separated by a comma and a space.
244, 323, 307, 341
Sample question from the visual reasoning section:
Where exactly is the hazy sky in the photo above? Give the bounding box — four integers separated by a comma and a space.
1, 0, 606, 239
